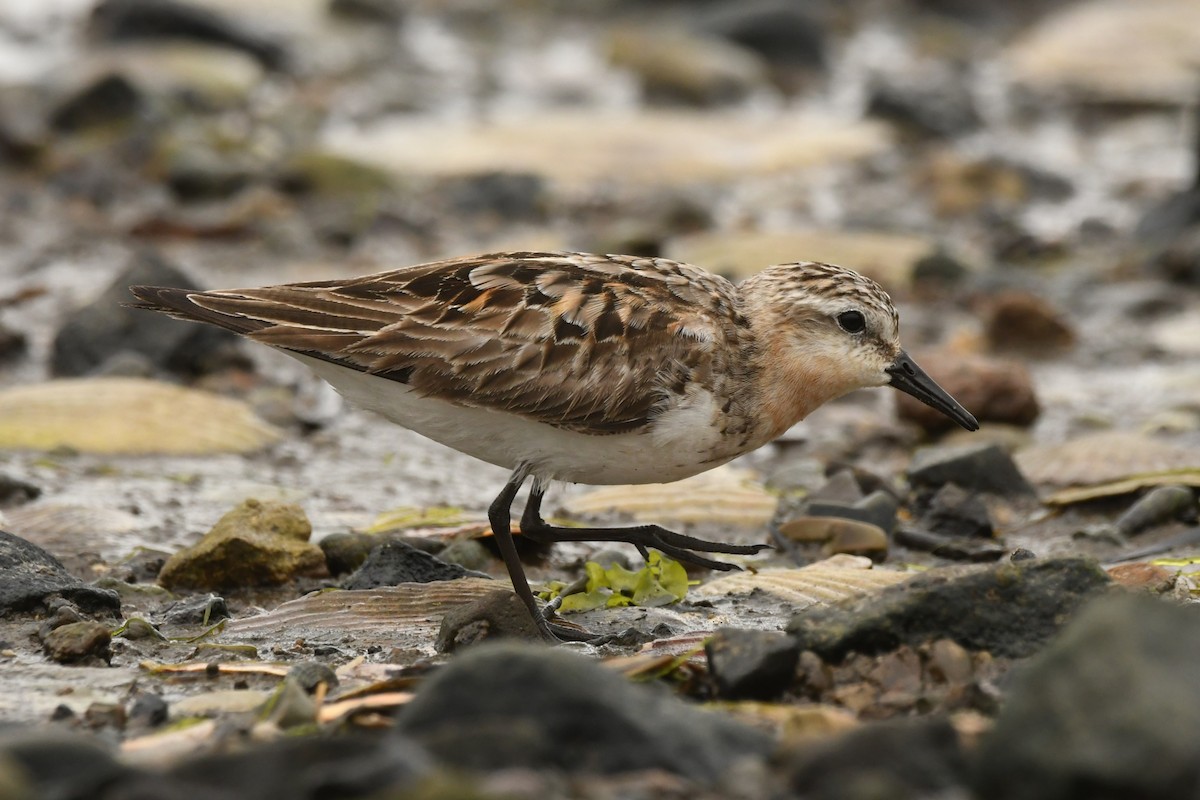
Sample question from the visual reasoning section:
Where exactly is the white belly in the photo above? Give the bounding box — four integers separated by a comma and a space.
292, 354, 746, 485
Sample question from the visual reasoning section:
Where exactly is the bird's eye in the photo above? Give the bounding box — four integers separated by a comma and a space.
836, 310, 866, 334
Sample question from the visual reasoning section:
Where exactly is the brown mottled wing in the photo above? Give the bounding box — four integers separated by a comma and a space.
130, 252, 743, 434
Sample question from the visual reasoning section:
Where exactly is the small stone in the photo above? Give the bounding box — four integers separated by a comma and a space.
1106, 562, 1179, 594
807, 470, 864, 504
866, 69, 981, 138
287, 662, 339, 693
436, 538, 491, 572
158, 499, 325, 591
982, 291, 1075, 354
83, 702, 126, 731
0, 323, 27, 366
807, 490, 899, 534
160, 593, 229, 625
1114, 485, 1197, 536
896, 353, 1040, 433
48, 73, 141, 133
127, 693, 168, 729
787, 557, 1111, 660
893, 527, 1008, 561
607, 28, 768, 107
1009, 548, 1037, 562
908, 442, 1035, 496
319, 532, 377, 575
699, 0, 826, 81
436, 589, 541, 652
926, 639, 973, 684
88, 0, 287, 70
54, 251, 244, 378
342, 540, 484, 590
42, 621, 112, 665
706, 628, 802, 700
780, 717, 967, 798
919, 484, 995, 538
0, 474, 40, 507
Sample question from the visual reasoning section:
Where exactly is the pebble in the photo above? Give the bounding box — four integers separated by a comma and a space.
705, 628, 802, 700
158, 499, 326, 590
606, 28, 768, 107
160, 593, 230, 626
699, 0, 826, 83
0, 531, 121, 616
981, 290, 1076, 354
807, 490, 899, 534
0, 473, 41, 506
42, 621, 112, 665
918, 483, 995, 538
48, 73, 142, 133
908, 442, 1035, 497
1105, 562, 1179, 594
341, 539, 486, 590
435, 589, 541, 652
895, 353, 1040, 433
893, 527, 1008, 561
127, 693, 169, 730
787, 557, 1111, 660
1113, 485, 1197, 536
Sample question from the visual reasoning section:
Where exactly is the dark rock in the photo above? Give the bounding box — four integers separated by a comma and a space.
705, 628, 801, 700
329, 0, 406, 26
0, 530, 121, 615
0, 473, 40, 507
0, 730, 131, 800
0, 322, 27, 365
48, 73, 142, 133
398, 642, 772, 779
908, 442, 1035, 496
787, 557, 1111, 660
699, 0, 826, 74
893, 527, 1007, 561
54, 251, 244, 378
808, 469, 864, 504
981, 290, 1075, 354
42, 621, 112, 664
866, 70, 981, 139
440, 172, 547, 223
1151, 224, 1200, 285
158, 499, 325, 590
342, 540, 485, 590
166, 147, 256, 202
160, 593, 229, 625
919, 483, 995, 538
436, 589, 540, 652
127, 693, 169, 729
1114, 485, 1197, 536
809, 490, 899, 534
782, 717, 967, 800
1009, 547, 1037, 561
88, 0, 288, 71
911, 250, 970, 291
318, 531, 377, 575
974, 593, 1200, 800
83, 702, 127, 731
895, 352, 1040, 433
287, 661, 338, 692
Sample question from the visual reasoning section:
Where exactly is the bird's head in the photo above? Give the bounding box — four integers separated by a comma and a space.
740, 261, 979, 434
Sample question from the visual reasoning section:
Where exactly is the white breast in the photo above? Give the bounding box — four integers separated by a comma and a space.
292, 354, 747, 485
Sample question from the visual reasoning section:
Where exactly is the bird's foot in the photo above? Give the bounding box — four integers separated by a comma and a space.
523, 522, 770, 571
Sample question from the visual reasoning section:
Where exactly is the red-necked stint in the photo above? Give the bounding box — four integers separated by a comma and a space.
131, 251, 978, 641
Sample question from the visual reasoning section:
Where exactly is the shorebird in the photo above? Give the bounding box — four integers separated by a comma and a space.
130, 251, 978, 641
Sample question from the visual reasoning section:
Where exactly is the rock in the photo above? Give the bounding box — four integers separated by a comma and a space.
165, 146, 257, 202
0, 731, 131, 800
341, 540, 484, 590
1106, 562, 1179, 594
42, 621, 112, 665
981, 290, 1075, 354
436, 589, 541, 652
88, 0, 288, 71
607, 28, 768, 107
908, 442, 1036, 497
0, 474, 40, 507
438, 171, 547, 222
896, 353, 1039, 433
52, 251, 244, 378
973, 593, 1200, 800
911, 250, 971, 293
807, 470, 865, 504
127, 693, 169, 730
0, 531, 121, 615
807, 490, 899, 534
706, 628, 802, 700
318, 531, 377, 575
328, 0, 404, 25
1114, 485, 1197, 536
48, 73, 142, 133
158, 499, 325, 590
1152, 225, 1200, 285
893, 527, 1007, 562
287, 662, 338, 693
866, 68, 981, 139
0, 323, 27, 365
787, 557, 1111, 660
397, 642, 772, 779
918, 484, 994, 539
781, 717, 967, 800
435, 538, 492, 572
159, 593, 229, 625
779, 517, 889, 560
699, 0, 826, 91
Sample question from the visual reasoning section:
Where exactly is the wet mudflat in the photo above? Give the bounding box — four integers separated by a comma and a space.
2, 0, 1200, 798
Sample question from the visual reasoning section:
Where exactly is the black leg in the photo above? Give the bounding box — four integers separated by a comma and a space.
519, 482, 770, 570
488, 470, 595, 643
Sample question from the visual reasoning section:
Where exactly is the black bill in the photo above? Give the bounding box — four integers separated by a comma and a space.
886, 350, 979, 431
